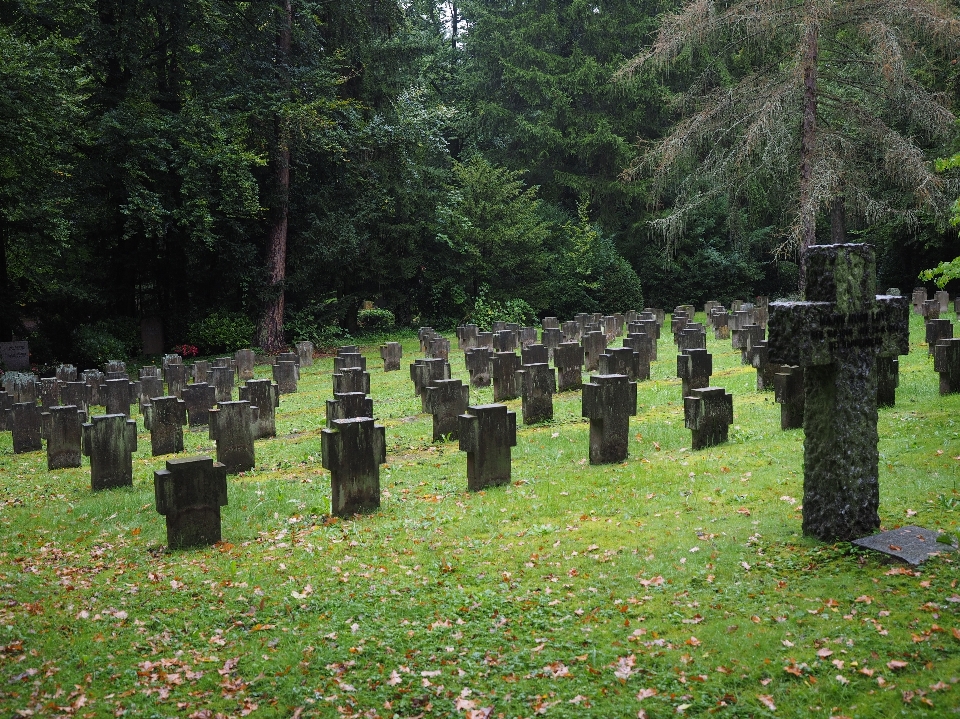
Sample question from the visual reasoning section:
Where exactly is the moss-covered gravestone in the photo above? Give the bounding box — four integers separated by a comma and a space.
582, 331, 607, 372
491, 352, 521, 402
459, 404, 517, 491
465, 347, 493, 387
83, 414, 137, 490
240, 379, 281, 438
379, 342, 402, 372
684, 387, 733, 449
182, 383, 216, 427
41, 405, 85, 469
516, 363, 555, 425
423, 379, 469, 441
322, 417, 386, 517
56, 364, 77, 383
272, 361, 298, 395
154, 456, 228, 549
582, 374, 637, 464
553, 342, 584, 392
208, 401, 258, 474
11, 402, 42, 453
774, 366, 804, 430
768, 243, 910, 541
934, 338, 960, 395
146, 396, 187, 456
561, 320, 580, 343
326, 392, 373, 428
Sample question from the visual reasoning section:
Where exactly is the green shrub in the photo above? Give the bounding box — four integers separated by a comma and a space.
72, 323, 130, 368
357, 308, 395, 331
186, 311, 255, 354
466, 286, 536, 330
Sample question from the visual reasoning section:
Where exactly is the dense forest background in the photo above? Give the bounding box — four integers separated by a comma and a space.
2, 0, 960, 366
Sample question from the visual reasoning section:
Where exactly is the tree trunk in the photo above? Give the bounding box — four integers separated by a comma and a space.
450, 2, 458, 51
259, 0, 292, 353
0, 215, 10, 341
797, 5, 819, 294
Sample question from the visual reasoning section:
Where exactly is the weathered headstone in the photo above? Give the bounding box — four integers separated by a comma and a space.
774, 366, 805, 430
911, 287, 928, 314
182, 383, 217, 427
60, 381, 88, 415
644, 307, 666, 327
582, 330, 607, 372
275, 352, 298, 368
712, 309, 730, 340
582, 374, 637, 464
738, 324, 765, 365
338, 345, 360, 356
146, 396, 187, 456
516, 363, 555, 424
322, 417, 386, 516
83, 414, 138, 490
56, 364, 77, 383
410, 358, 451, 400
459, 324, 479, 350
138, 376, 165, 412
4, 372, 37, 403
419, 327, 437, 353
210, 365, 236, 402
677, 349, 712, 397
561, 321, 581, 343
521, 344, 549, 366
334, 366, 371, 396
163, 354, 183, 375
103, 360, 126, 375
754, 296, 770, 328
0, 341, 30, 370
191, 360, 210, 384
519, 327, 538, 348
379, 342, 402, 372
876, 356, 900, 407
621, 334, 653, 380
465, 347, 493, 387
459, 404, 517, 490
542, 317, 560, 330
492, 351, 521, 402
11, 402, 42, 453
493, 330, 517, 353
39, 377, 59, 409
165, 363, 188, 399
768, 243, 910, 541
235, 349, 256, 381
424, 379, 470, 440
326, 391, 373, 428
934, 290, 950, 313
934, 338, 960, 395
294, 341, 314, 368
921, 298, 940, 319
334, 353, 365, 372
208, 401, 258, 474
750, 340, 779, 391
554, 342, 585, 391
154, 456, 229, 549
104, 378, 136, 416
678, 325, 707, 352
599, 347, 642, 382
41, 405, 85, 469
428, 337, 451, 361
924, 318, 953, 355
475, 331, 494, 349
684, 387, 734, 449
272, 361, 298, 395
541, 328, 562, 361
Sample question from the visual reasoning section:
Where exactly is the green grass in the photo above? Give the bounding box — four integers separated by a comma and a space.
1, 312, 959, 718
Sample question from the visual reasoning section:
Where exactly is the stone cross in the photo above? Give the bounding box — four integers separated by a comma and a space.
322, 416, 386, 516
380, 342, 402, 371
774, 366, 805, 430
326, 392, 373, 428
11, 402, 42, 453
574, 313, 591, 334
104, 360, 126, 375
684, 387, 733, 449
163, 354, 183, 374
677, 349, 712, 397
410, 358, 451, 399
493, 330, 517, 353
419, 327, 437, 352
582, 330, 607, 372
0, 390, 9, 430
240, 379, 281, 438
521, 344, 549, 366
209, 401, 259, 474
423, 379, 470, 440
465, 347, 493, 387
210, 365, 236, 402
934, 338, 960, 395
192, 360, 210, 384
582, 374, 637, 464
921, 299, 940, 319
235, 349, 257, 380
599, 347, 642, 382
294, 341, 314, 367
459, 404, 517, 490
338, 344, 360, 356
911, 287, 928, 314
561, 320, 580, 343
273, 361, 299, 394
542, 317, 560, 330
458, 324, 479, 350
334, 367, 371, 396
428, 337, 451, 360
750, 341, 779, 391
476, 331, 494, 349
601, 315, 618, 342
768, 243, 909, 541
182, 383, 217, 427
516, 363, 555, 424
56, 364, 77, 383
925, 318, 953, 355
145, 396, 187, 456
61, 381, 88, 415
154, 456, 229, 549
754, 296, 770, 328
643, 307, 666, 327
876, 356, 900, 407
519, 327, 538, 347
82, 370, 103, 406
935, 290, 950, 313
553, 342, 584, 391
275, 351, 299, 368
165, 363, 188, 399
104, 378, 136, 416
41, 405, 85, 469
492, 352, 521, 402
712, 309, 730, 340
39, 377, 59, 409
541, 328, 562, 361
83, 414, 138, 490
139, 376, 165, 412
677, 325, 706, 352
736, 324, 764, 364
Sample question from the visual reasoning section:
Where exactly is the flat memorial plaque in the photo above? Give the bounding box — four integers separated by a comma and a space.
852, 526, 958, 566
0, 341, 30, 371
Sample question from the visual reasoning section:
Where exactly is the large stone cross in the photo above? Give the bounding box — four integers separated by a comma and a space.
768, 244, 909, 541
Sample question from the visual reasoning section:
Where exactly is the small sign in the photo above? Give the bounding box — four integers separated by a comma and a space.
0, 341, 30, 371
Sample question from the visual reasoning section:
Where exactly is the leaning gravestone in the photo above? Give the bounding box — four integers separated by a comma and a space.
182, 383, 217, 427
423, 379, 469, 440
768, 243, 909, 541
459, 404, 517, 490
41, 405, 85, 470
146, 396, 187, 456
235, 349, 256, 381
322, 417, 386, 517
934, 338, 960, 395
83, 414, 137, 490
774, 366, 805, 430
326, 391, 373, 428
465, 347, 493, 387
208, 401, 258, 474
516, 363, 555, 424
852, 526, 958, 566
239, 379, 281, 438
554, 342, 584, 392
684, 387, 734, 449
380, 342, 402, 372
154, 456, 229, 549
492, 352, 521, 402
582, 374, 637, 464
11, 402, 42, 453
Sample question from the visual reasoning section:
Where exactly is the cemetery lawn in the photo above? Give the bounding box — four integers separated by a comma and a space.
2, 315, 959, 719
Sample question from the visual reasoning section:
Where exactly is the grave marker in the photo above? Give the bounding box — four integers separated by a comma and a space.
154, 456, 229, 549
326, 392, 373, 428
774, 366, 805, 430
208, 401, 258, 474
521, 344, 549, 366
924, 318, 953, 354
684, 387, 734, 449
41, 405, 85, 469
516, 363, 555, 424
83, 414, 137, 490
182, 383, 217, 427
11, 402, 42, 453
0, 341, 29, 370
273, 361, 298, 395
424, 379, 470, 440
554, 342, 584, 391
295, 341, 314, 368
465, 347, 493, 387
240, 379, 281, 438
322, 417, 386, 516
599, 347, 642, 382
235, 349, 256, 380
934, 338, 960, 395
146, 396, 187, 456
459, 404, 517, 490
677, 349, 712, 397
210, 365, 236, 402
582, 374, 637, 464
380, 342, 402, 372
492, 352, 521, 402
582, 330, 607, 372
334, 367, 371, 395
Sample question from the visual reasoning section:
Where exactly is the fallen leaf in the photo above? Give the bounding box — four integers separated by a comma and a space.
757, 694, 776, 711
887, 660, 908, 671
636, 688, 657, 700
